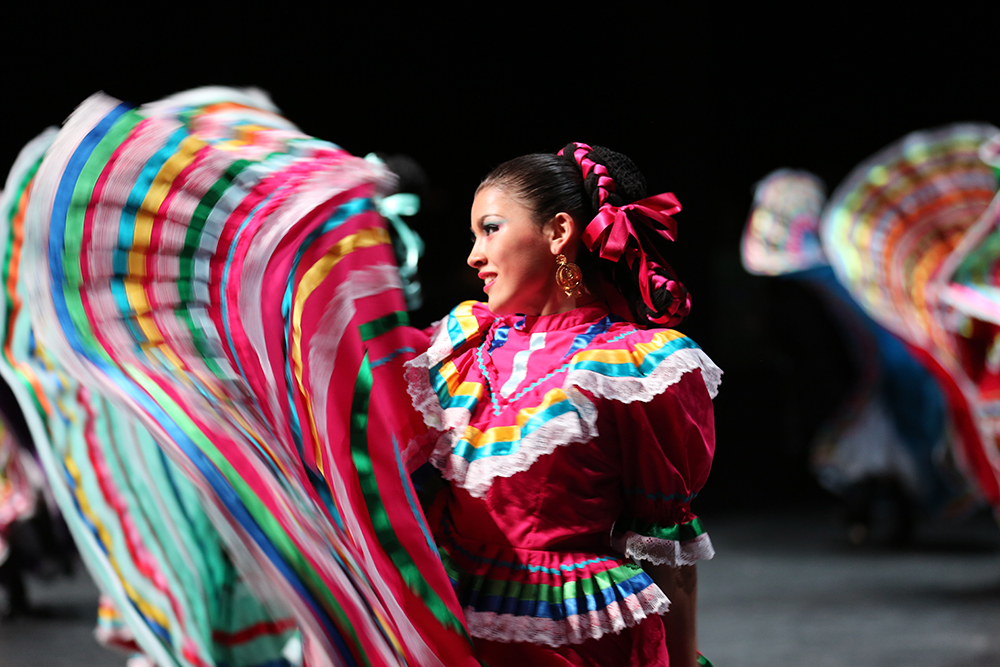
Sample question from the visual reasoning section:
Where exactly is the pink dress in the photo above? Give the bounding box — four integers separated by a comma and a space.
405, 301, 721, 665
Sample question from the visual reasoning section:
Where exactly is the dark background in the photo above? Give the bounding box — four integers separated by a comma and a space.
1, 7, 995, 513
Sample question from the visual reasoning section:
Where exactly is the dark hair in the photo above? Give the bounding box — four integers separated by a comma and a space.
477, 144, 690, 327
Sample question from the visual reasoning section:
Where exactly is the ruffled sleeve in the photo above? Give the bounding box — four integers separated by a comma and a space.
608, 368, 716, 567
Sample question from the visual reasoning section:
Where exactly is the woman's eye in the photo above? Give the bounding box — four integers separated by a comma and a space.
483, 223, 500, 236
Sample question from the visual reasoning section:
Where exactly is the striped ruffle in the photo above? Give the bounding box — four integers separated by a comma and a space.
405, 302, 722, 498
437, 520, 668, 647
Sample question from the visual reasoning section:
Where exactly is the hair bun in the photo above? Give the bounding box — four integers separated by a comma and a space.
586, 146, 647, 208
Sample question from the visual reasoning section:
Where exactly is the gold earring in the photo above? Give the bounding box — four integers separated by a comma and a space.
555, 254, 582, 297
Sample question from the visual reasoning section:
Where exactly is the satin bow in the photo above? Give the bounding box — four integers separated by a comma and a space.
582, 192, 684, 314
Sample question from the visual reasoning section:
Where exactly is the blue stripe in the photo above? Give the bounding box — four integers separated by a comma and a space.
458, 569, 656, 621
488, 323, 508, 353
394, 435, 439, 558
370, 347, 416, 369
566, 316, 612, 358
49, 103, 132, 358
446, 310, 471, 349
116, 126, 188, 258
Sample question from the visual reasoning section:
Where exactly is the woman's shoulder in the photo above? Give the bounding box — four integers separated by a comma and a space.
565, 323, 722, 403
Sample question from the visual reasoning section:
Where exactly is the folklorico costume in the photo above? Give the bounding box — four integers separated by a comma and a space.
0, 90, 720, 667
406, 300, 720, 664
403, 142, 722, 665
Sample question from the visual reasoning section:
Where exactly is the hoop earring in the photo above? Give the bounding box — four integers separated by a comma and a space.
555, 254, 583, 297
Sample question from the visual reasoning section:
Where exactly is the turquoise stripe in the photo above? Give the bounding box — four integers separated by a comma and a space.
446, 309, 475, 349
570, 334, 700, 379
453, 395, 578, 463
116, 126, 188, 258
430, 361, 481, 413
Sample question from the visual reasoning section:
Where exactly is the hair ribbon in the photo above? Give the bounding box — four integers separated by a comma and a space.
582, 192, 684, 314
582, 192, 682, 261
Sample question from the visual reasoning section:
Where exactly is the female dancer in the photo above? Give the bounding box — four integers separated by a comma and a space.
406, 143, 721, 666
7, 88, 718, 666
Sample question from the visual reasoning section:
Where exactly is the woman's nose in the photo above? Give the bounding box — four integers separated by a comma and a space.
467, 239, 485, 268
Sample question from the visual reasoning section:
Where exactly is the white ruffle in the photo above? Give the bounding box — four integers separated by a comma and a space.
403, 353, 476, 433
463, 582, 668, 647
403, 325, 722, 498
430, 390, 597, 499
566, 347, 722, 402
612, 531, 715, 567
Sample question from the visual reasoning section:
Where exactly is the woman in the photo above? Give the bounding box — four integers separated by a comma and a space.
7, 86, 717, 665
405, 143, 721, 666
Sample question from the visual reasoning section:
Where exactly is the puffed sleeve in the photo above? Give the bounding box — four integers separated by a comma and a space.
609, 368, 716, 567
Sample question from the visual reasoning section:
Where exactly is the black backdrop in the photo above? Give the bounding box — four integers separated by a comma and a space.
1, 7, 995, 512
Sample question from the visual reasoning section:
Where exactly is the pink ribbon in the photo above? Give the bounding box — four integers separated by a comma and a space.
582, 192, 684, 316
582, 192, 683, 261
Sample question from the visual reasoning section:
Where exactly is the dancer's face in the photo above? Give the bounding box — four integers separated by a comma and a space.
468, 187, 564, 316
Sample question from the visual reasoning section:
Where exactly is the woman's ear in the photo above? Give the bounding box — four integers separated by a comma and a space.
548, 212, 578, 257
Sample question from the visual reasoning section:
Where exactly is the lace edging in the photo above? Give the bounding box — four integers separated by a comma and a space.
403, 353, 450, 432
612, 531, 715, 567
430, 391, 597, 499
566, 347, 722, 403
463, 583, 668, 647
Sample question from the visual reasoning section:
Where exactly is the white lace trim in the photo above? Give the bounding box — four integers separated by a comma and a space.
403, 351, 461, 433
463, 582, 668, 647
402, 330, 721, 498
566, 347, 722, 402
424, 310, 481, 367
428, 390, 598, 499
612, 531, 715, 567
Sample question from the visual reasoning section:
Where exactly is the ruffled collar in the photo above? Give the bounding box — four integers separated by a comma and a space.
405, 300, 722, 498
495, 301, 615, 334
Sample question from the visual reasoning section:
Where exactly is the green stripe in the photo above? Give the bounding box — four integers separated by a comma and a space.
65, 109, 144, 364
443, 548, 645, 606
350, 352, 470, 637
178, 158, 253, 379
616, 516, 707, 542
358, 311, 409, 342
179, 159, 251, 301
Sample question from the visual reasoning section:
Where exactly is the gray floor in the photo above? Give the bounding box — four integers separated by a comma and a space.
699, 509, 1000, 667
1, 507, 998, 667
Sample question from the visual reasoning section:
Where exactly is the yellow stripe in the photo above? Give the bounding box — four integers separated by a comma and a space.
155, 342, 186, 371
461, 388, 568, 448
632, 330, 686, 365
573, 348, 636, 365
130, 135, 206, 275
461, 424, 518, 449
290, 224, 390, 477
235, 124, 269, 144
452, 301, 482, 340
573, 330, 686, 367
439, 360, 485, 399
127, 136, 206, 369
